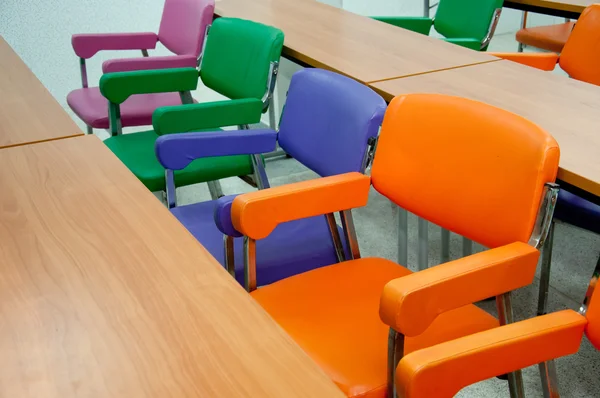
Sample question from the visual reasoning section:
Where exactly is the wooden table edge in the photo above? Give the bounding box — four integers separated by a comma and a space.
0, 132, 84, 150
504, 0, 585, 17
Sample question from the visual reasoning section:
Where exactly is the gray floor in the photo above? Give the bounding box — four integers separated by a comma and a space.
2, 0, 599, 396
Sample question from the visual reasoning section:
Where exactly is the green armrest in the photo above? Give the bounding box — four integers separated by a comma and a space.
152, 98, 263, 135
443, 38, 482, 51
99, 67, 199, 104
371, 16, 433, 35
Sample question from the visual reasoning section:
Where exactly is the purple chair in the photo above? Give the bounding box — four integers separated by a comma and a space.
155, 68, 387, 285
67, 0, 214, 135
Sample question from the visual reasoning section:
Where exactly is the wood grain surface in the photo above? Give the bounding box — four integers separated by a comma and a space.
214, 0, 497, 83
371, 60, 600, 198
0, 135, 344, 398
0, 36, 82, 149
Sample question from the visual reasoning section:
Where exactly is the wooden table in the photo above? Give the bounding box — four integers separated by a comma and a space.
504, 0, 593, 18
0, 37, 82, 149
370, 60, 600, 201
214, 0, 498, 84
0, 135, 344, 398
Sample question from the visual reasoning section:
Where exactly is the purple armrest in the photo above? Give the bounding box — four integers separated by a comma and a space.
102, 55, 197, 73
72, 32, 158, 59
155, 129, 278, 170
214, 195, 243, 238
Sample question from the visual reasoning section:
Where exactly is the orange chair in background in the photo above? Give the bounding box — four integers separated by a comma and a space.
229, 94, 560, 398
396, 256, 600, 398
493, 4, 600, 85
516, 12, 575, 53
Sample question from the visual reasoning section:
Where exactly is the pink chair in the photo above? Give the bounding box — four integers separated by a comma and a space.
67, 0, 214, 134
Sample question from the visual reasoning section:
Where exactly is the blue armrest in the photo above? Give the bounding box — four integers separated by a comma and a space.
214, 195, 243, 238
155, 129, 278, 170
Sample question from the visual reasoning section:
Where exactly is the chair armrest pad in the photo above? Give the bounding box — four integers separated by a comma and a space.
99, 67, 199, 104
102, 55, 198, 73
397, 310, 586, 398
232, 173, 371, 240
214, 195, 244, 238
72, 32, 158, 59
152, 98, 263, 135
491, 52, 559, 71
155, 129, 277, 170
380, 242, 539, 336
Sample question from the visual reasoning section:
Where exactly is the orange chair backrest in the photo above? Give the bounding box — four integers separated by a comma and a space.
560, 4, 600, 86
585, 278, 600, 350
371, 94, 559, 249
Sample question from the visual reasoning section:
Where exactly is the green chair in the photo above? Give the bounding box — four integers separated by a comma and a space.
99, 17, 284, 197
373, 0, 503, 51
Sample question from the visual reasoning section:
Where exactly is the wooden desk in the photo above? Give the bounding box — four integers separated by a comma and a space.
371, 60, 600, 200
0, 37, 82, 149
215, 0, 498, 83
0, 135, 344, 398
504, 0, 593, 18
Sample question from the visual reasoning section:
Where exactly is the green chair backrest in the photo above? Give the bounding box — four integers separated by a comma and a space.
434, 0, 504, 42
200, 17, 285, 101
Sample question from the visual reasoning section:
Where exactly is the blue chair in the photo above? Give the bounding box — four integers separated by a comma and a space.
154, 68, 387, 286
538, 189, 600, 316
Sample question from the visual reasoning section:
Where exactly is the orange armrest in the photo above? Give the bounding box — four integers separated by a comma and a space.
490, 52, 559, 71
379, 242, 539, 336
396, 310, 586, 398
231, 172, 370, 240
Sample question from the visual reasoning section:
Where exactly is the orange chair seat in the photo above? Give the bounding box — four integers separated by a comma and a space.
516, 22, 575, 53
252, 258, 499, 398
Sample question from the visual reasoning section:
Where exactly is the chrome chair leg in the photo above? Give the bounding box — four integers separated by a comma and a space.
539, 359, 561, 398
441, 228, 450, 263
538, 222, 555, 316
462, 237, 473, 257
418, 218, 428, 270
86, 125, 93, 135
398, 208, 408, 266
207, 180, 224, 200
497, 292, 526, 398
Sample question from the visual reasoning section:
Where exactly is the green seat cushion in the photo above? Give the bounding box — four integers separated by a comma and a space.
104, 130, 254, 192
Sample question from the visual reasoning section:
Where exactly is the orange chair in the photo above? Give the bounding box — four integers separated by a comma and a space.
230, 94, 560, 397
396, 255, 600, 398
516, 12, 575, 53
493, 4, 600, 85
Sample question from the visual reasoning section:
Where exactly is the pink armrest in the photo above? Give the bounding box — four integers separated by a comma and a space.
72, 32, 158, 59
102, 55, 198, 73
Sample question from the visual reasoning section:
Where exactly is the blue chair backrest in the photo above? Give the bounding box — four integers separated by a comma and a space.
277, 69, 387, 177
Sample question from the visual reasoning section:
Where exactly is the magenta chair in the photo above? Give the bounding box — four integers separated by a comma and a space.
67, 0, 214, 135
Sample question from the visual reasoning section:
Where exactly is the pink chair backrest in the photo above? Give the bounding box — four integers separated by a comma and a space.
158, 0, 215, 57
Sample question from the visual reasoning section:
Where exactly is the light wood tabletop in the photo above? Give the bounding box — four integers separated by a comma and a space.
504, 0, 593, 17
0, 135, 344, 398
370, 60, 600, 199
0, 36, 82, 149
214, 0, 498, 83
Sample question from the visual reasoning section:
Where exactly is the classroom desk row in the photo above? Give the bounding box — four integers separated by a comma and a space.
0, 0, 599, 395
215, 0, 600, 203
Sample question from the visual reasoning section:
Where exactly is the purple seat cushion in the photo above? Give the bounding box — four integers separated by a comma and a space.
67, 87, 189, 129
171, 200, 345, 285
554, 189, 600, 235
